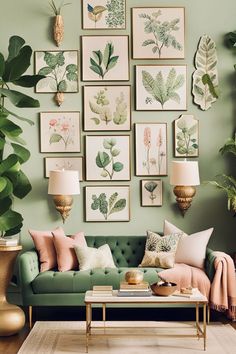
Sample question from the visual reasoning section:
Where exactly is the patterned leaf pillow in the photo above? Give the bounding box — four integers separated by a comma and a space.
145, 230, 182, 253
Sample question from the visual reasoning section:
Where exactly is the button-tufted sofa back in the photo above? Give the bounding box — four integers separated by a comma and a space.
85, 236, 148, 267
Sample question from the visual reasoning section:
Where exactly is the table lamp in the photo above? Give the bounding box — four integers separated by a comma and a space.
170, 161, 200, 215
48, 169, 80, 223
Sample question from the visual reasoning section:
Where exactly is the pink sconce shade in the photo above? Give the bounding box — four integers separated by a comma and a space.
48, 170, 80, 195
170, 161, 200, 186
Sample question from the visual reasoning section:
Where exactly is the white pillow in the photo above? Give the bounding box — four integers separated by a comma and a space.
164, 220, 213, 269
74, 244, 116, 271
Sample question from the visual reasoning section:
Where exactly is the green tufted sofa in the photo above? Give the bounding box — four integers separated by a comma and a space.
19, 235, 217, 324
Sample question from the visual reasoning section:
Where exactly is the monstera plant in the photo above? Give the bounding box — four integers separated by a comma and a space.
0, 36, 44, 237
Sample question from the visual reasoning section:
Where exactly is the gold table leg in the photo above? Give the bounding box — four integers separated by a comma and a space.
29, 306, 32, 329
203, 303, 207, 351
207, 304, 210, 324
86, 304, 92, 353
196, 303, 199, 339
102, 303, 106, 329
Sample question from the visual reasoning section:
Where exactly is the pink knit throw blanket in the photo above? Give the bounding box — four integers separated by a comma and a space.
158, 263, 211, 298
210, 251, 236, 321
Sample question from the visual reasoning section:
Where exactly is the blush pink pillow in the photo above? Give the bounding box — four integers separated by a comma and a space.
29, 227, 62, 272
52, 229, 87, 272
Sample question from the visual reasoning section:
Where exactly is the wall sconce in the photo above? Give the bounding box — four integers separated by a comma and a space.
170, 161, 200, 216
48, 170, 80, 223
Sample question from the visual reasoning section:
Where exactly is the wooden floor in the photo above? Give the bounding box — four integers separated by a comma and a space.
0, 307, 235, 354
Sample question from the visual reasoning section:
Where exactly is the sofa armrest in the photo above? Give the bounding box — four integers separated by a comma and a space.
205, 248, 216, 282
18, 249, 39, 305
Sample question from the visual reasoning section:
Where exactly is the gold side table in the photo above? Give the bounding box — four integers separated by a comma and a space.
0, 245, 25, 336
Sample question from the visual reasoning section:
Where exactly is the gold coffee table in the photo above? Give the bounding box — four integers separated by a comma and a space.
84, 289, 208, 352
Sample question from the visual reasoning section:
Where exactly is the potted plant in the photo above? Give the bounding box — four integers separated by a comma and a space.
49, 0, 71, 47
0, 35, 44, 240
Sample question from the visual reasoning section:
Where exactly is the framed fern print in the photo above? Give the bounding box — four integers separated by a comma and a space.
81, 36, 129, 81
132, 7, 185, 59
82, 0, 126, 29
135, 65, 187, 111
174, 115, 199, 157
85, 185, 130, 222
83, 85, 131, 131
135, 123, 167, 176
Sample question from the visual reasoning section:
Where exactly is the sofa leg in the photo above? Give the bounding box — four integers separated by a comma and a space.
29, 306, 32, 329
207, 305, 210, 324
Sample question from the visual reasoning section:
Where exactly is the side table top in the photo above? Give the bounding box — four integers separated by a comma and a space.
85, 289, 208, 304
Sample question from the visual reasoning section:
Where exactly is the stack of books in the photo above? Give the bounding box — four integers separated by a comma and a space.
118, 281, 152, 297
92, 285, 113, 297
0, 237, 19, 246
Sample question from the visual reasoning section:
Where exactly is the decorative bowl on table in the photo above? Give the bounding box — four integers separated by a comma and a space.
151, 281, 177, 296
125, 270, 144, 284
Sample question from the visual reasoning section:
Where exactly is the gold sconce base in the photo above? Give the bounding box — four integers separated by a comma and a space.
173, 185, 196, 216
53, 195, 73, 223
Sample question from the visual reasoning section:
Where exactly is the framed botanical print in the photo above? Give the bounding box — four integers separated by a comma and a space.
44, 157, 84, 180
174, 114, 199, 157
81, 36, 129, 81
83, 85, 131, 131
85, 135, 130, 181
40, 112, 81, 153
82, 0, 126, 29
135, 65, 187, 111
132, 7, 185, 59
135, 123, 167, 176
85, 185, 130, 222
35, 51, 79, 93
141, 180, 162, 207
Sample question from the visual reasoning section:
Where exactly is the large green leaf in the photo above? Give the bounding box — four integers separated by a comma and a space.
0, 52, 5, 77
109, 198, 126, 215
0, 209, 23, 233
0, 177, 13, 199
0, 177, 7, 192
13, 170, 32, 199
4, 46, 32, 82
0, 88, 40, 108
0, 197, 12, 216
6, 36, 25, 63
0, 154, 19, 175
13, 75, 45, 88
96, 151, 110, 168
2, 107, 34, 126
4, 222, 23, 237
11, 143, 30, 164
0, 118, 22, 138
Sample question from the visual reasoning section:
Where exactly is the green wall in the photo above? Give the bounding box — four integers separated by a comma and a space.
1, 0, 235, 254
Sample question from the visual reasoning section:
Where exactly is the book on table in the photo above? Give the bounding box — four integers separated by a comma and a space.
92, 285, 113, 297
119, 281, 150, 290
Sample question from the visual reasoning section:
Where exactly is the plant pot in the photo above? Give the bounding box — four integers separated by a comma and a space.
0, 245, 25, 336
54, 15, 64, 47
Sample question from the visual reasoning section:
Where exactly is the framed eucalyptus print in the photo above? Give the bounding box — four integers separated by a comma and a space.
40, 112, 81, 153
85, 135, 130, 181
83, 85, 131, 131
81, 36, 129, 81
135, 65, 187, 111
35, 51, 79, 93
85, 185, 130, 222
132, 7, 185, 59
135, 123, 167, 176
174, 114, 199, 157
44, 157, 84, 180
141, 180, 162, 207
82, 0, 126, 29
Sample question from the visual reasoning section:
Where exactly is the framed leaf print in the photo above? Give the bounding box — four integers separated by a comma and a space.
141, 180, 162, 207
85, 135, 130, 181
135, 123, 167, 176
83, 85, 131, 131
135, 65, 187, 111
44, 157, 84, 180
132, 7, 185, 59
85, 185, 130, 222
174, 115, 199, 157
35, 51, 79, 93
82, 0, 126, 29
81, 36, 129, 81
40, 112, 81, 153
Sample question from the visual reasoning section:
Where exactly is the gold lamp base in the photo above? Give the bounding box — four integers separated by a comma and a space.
173, 185, 196, 216
0, 246, 25, 336
53, 195, 73, 223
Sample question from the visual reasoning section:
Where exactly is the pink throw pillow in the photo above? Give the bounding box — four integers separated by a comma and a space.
52, 229, 87, 272
29, 227, 63, 272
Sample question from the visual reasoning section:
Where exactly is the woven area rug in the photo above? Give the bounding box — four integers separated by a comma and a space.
18, 321, 236, 354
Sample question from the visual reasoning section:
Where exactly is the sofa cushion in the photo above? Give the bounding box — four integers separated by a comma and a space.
74, 244, 116, 270
139, 250, 176, 269
31, 267, 162, 294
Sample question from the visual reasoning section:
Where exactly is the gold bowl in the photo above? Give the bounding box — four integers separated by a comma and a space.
151, 282, 177, 296
125, 270, 144, 284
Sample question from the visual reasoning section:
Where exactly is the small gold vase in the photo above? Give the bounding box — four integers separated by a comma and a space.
0, 245, 25, 336
125, 270, 144, 284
